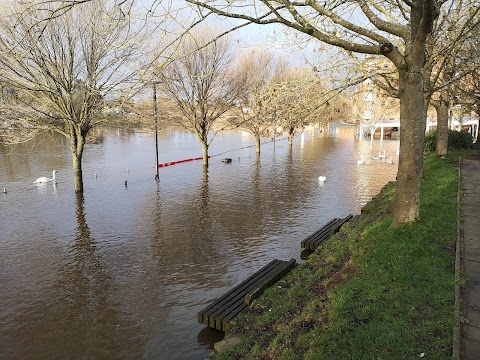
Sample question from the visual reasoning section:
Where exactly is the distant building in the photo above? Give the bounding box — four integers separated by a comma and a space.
357, 58, 400, 139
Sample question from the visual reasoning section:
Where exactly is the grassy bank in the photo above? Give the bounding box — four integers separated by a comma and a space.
214, 153, 465, 360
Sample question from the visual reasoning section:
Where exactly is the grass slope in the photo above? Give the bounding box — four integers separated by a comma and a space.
215, 153, 461, 360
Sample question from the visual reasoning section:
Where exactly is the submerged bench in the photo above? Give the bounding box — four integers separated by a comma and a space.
301, 214, 353, 251
198, 258, 296, 331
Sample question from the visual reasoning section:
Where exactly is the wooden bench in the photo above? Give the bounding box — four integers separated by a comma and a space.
197, 258, 296, 331
301, 214, 353, 251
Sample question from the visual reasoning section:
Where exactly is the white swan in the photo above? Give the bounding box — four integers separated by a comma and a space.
35, 170, 57, 183
373, 150, 386, 160
318, 176, 326, 182
357, 155, 364, 165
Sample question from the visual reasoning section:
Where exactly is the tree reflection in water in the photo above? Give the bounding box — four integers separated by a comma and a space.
47, 194, 145, 358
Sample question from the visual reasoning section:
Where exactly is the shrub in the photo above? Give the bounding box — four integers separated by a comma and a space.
449, 130, 475, 149
424, 130, 474, 152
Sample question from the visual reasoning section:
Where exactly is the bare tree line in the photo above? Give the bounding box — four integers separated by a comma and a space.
0, 2, 350, 186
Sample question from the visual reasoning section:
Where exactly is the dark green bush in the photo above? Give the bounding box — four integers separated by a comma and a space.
424, 130, 474, 152
449, 130, 475, 149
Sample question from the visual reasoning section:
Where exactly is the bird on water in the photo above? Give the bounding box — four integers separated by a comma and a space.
35, 170, 57, 183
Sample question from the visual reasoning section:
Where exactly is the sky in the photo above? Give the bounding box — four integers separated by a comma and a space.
205, 15, 320, 67
136, 0, 320, 68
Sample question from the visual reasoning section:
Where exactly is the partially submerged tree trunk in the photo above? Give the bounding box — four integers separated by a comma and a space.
201, 141, 209, 167
72, 153, 84, 193
287, 129, 294, 147
69, 125, 86, 193
369, 125, 375, 150
255, 136, 261, 154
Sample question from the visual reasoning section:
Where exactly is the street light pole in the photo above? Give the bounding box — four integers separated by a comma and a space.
153, 82, 159, 180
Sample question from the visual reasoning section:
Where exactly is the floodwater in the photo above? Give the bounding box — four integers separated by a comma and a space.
0, 125, 398, 360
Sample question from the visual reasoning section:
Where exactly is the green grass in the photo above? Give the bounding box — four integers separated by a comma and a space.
213, 152, 472, 360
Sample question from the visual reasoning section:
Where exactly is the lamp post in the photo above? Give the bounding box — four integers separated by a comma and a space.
153, 82, 159, 180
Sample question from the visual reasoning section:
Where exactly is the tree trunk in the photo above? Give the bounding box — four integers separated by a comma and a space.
288, 129, 294, 147
370, 126, 374, 150
255, 136, 261, 154
434, 91, 449, 156
70, 131, 85, 193
72, 154, 83, 192
393, 69, 426, 225
201, 141, 209, 167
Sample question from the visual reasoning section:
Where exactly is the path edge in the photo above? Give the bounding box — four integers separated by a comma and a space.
453, 157, 462, 360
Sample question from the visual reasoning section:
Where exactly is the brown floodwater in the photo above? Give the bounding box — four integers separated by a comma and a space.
0, 125, 398, 359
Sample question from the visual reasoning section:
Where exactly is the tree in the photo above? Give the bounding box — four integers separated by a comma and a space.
317, 93, 354, 125
455, 70, 480, 119
184, 0, 443, 224
365, 2, 480, 156
0, 1, 146, 192
424, 1, 479, 156
155, 31, 241, 167
457, 17, 480, 118
231, 50, 286, 154
273, 68, 322, 147
0, 0, 201, 191
0, 89, 43, 145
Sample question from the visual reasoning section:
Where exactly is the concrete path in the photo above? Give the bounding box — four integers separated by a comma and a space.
461, 157, 480, 359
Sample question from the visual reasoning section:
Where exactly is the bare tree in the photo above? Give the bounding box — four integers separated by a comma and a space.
0, 1, 146, 192
0, 87, 42, 144
0, 0, 200, 192
155, 31, 241, 167
455, 70, 480, 119
456, 17, 480, 118
318, 94, 354, 125
272, 68, 322, 147
230, 50, 286, 154
234, 60, 354, 150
